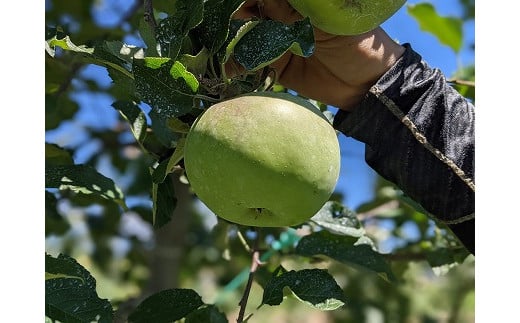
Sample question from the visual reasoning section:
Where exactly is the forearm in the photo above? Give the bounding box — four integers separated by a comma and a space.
333, 44, 475, 252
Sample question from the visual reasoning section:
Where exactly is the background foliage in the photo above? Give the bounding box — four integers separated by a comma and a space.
45, 0, 475, 322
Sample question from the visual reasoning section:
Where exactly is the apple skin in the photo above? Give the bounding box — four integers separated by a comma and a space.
183, 93, 340, 227
287, 0, 406, 35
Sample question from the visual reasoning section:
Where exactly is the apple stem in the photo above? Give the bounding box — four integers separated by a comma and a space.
236, 229, 261, 323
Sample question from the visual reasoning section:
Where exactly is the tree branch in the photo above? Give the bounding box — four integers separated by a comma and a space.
237, 229, 261, 323
143, 0, 157, 34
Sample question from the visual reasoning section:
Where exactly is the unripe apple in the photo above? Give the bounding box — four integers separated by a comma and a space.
184, 92, 340, 227
287, 0, 406, 35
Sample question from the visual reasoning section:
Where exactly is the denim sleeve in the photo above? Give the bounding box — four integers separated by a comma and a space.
332, 43, 475, 253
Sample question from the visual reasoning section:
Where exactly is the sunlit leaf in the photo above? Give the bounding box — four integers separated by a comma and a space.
46, 253, 113, 323
407, 3, 463, 52
128, 289, 203, 323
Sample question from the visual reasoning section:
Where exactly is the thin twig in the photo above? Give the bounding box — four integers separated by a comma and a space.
237, 251, 261, 322
237, 230, 261, 323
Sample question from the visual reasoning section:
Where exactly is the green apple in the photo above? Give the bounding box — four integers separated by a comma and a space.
287, 0, 406, 35
183, 92, 340, 227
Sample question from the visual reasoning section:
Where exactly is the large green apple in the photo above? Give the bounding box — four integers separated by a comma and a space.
287, 0, 406, 35
183, 92, 341, 227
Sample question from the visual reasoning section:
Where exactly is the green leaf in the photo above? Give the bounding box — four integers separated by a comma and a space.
167, 118, 191, 134
310, 201, 364, 237
45, 253, 113, 323
234, 18, 314, 71
407, 3, 463, 53
45, 164, 127, 209
46, 35, 94, 57
45, 143, 74, 166
139, 17, 159, 57
128, 289, 204, 323
262, 266, 346, 310
111, 100, 148, 144
295, 231, 396, 282
185, 305, 228, 323
425, 248, 470, 276
196, 0, 246, 53
46, 93, 79, 130
218, 19, 259, 65
170, 61, 199, 92
179, 47, 211, 77
152, 138, 186, 184
45, 191, 70, 235
151, 173, 177, 228
133, 58, 195, 118
156, 0, 204, 59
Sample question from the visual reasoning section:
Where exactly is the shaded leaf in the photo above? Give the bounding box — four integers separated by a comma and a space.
45, 143, 74, 166
185, 305, 228, 323
426, 247, 470, 276
46, 93, 79, 130
155, 0, 204, 58
45, 191, 70, 235
151, 173, 177, 228
296, 231, 396, 282
179, 47, 211, 77
152, 138, 186, 184
196, 0, 246, 53
234, 18, 314, 71
150, 114, 182, 148
139, 17, 159, 57
218, 19, 258, 65
167, 118, 191, 134
128, 289, 203, 323
111, 100, 148, 144
262, 266, 346, 310
45, 164, 127, 209
45, 253, 113, 323
133, 58, 195, 118
407, 3, 463, 52
310, 201, 364, 237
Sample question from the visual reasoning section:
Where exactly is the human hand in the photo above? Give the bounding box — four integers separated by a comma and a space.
232, 0, 405, 111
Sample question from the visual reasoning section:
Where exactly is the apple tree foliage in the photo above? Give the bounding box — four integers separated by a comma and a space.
45, 0, 475, 322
